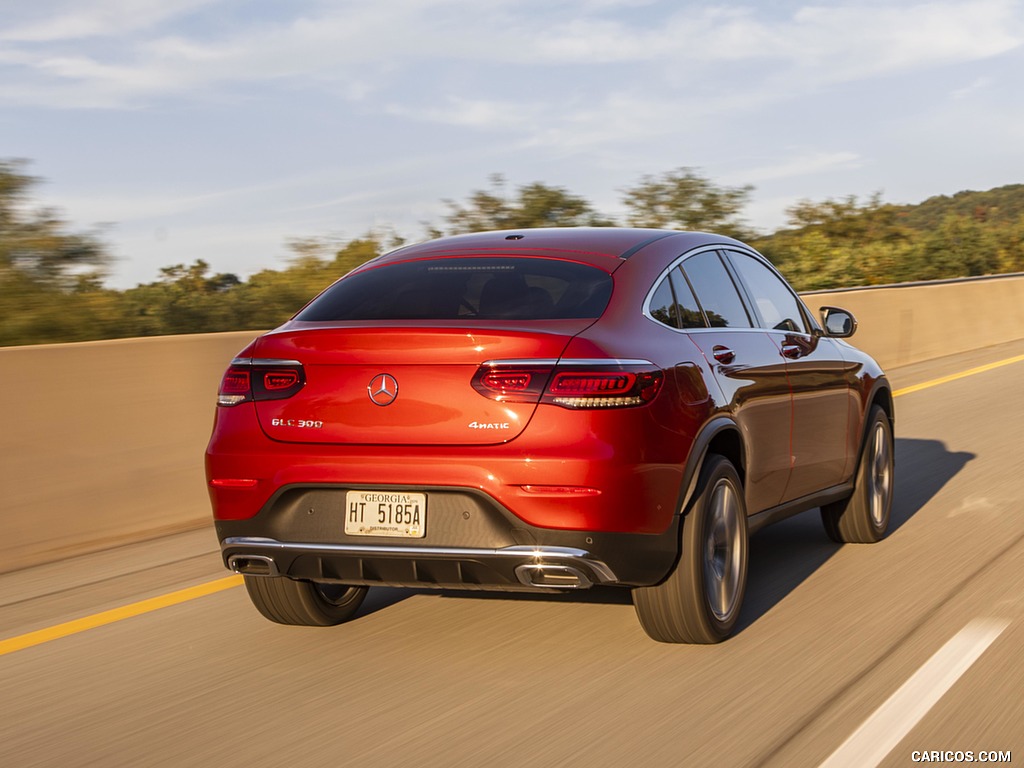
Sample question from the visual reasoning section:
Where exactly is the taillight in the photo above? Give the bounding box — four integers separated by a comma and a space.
471, 363, 552, 403
218, 369, 251, 405
546, 369, 663, 408
217, 358, 306, 406
472, 360, 664, 409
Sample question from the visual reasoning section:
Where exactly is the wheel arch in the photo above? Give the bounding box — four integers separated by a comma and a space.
677, 416, 745, 518
870, 379, 894, 430
863, 377, 895, 457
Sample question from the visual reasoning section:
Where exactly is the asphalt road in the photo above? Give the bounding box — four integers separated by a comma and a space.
2, 339, 1023, 768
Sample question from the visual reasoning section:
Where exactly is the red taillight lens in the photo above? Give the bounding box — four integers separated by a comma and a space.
217, 359, 305, 406
472, 361, 664, 409
218, 367, 252, 406
544, 368, 663, 408
263, 370, 300, 391
548, 372, 635, 396
480, 370, 534, 393
471, 364, 552, 402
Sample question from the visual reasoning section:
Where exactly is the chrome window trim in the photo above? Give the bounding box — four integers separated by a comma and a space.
479, 358, 654, 367
230, 357, 304, 367
478, 359, 559, 367
642, 244, 732, 330
642, 244, 812, 335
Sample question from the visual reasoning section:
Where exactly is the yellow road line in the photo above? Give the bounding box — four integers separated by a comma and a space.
2, 351, 1022, 658
893, 353, 1024, 397
0, 575, 242, 657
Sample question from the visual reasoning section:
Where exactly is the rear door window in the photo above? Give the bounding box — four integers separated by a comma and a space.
649, 276, 679, 328
679, 250, 752, 328
296, 258, 613, 321
668, 268, 707, 329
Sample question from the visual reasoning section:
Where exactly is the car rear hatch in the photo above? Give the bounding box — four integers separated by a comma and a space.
248, 322, 590, 445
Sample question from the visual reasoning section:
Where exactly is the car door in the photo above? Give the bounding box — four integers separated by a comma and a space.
723, 249, 853, 502
674, 249, 793, 514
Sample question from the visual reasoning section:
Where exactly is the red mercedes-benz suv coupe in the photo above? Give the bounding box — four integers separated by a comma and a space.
206, 228, 894, 643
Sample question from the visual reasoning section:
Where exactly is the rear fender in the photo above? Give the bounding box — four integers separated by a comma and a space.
676, 416, 745, 517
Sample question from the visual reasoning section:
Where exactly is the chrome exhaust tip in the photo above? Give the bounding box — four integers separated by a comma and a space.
227, 554, 279, 577
515, 563, 593, 589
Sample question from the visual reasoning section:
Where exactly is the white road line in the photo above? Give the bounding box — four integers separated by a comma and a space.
819, 618, 1010, 768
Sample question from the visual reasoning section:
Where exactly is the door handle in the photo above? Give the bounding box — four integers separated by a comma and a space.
781, 343, 802, 359
712, 345, 735, 364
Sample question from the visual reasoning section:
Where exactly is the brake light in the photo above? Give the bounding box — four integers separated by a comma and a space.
218, 369, 251, 405
471, 364, 551, 403
472, 360, 663, 409
217, 359, 306, 406
263, 370, 300, 390
480, 370, 534, 393
549, 372, 634, 395
546, 369, 663, 408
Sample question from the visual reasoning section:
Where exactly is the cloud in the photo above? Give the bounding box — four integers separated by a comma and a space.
0, 0, 219, 42
951, 76, 994, 99
3, 0, 1021, 112
726, 151, 864, 185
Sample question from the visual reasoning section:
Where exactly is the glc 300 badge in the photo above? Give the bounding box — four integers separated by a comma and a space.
368, 373, 398, 406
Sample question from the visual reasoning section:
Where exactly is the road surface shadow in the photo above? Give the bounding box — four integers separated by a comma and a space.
891, 437, 974, 532
355, 437, 974, 625
355, 582, 632, 622
737, 437, 973, 633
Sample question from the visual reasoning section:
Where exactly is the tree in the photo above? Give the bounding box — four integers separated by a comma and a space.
621, 168, 753, 237
439, 174, 610, 235
913, 214, 1000, 281
0, 159, 113, 345
755, 193, 918, 290
0, 159, 107, 287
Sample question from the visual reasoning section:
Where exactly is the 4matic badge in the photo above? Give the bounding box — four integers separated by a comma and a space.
468, 421, 510, 430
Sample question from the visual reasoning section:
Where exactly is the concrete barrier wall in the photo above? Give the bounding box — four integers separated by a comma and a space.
2, 274, 1023, 573
0, 332, 257, 573
806, 274, 1024, 369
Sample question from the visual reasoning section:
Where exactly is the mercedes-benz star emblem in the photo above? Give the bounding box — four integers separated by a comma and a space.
368, 373, 399, 406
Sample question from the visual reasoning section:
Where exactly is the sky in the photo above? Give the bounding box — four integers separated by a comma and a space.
3, 0, 1023, 288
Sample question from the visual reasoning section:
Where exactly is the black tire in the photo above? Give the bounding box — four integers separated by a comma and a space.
243, 576, 368, 626
633, 454, 749, 644
821, 405, 894, 543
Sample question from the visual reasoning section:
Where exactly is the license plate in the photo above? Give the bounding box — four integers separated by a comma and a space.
344, 491, 426, 538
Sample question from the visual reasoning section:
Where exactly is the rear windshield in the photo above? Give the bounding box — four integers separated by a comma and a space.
296, 257, 614, 321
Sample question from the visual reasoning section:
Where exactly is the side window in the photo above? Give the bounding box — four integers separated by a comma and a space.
668, 268, 707, 329
679, 251, 752, 328
726, 252, 808, 333
649, 277, 679, 328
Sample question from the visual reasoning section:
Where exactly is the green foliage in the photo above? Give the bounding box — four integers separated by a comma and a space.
754, 193, 920, 290
438, 174, 612, 235
0, 160, 115, 345
622, 167, 753, 238
755, 189, 1024, 290
899, 184, 1024, 230
2, 158, 1023, 346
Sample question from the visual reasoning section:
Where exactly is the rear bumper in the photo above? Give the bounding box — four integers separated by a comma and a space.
223, 538, 619, 590
214, 483, 681, 588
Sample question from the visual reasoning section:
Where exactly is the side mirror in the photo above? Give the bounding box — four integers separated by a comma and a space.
820, 306, 857, 338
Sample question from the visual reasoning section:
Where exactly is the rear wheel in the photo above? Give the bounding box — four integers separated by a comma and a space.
821, 405, 893, 543
633, 454, 748, 644
244, 576, 368, 626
